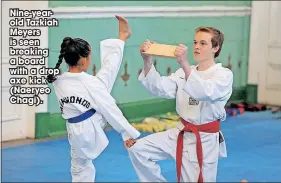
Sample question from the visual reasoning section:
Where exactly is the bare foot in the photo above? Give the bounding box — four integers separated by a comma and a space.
115, 15, 132, 41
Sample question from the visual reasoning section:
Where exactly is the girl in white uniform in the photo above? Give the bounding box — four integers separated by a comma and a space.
47, 16, 140, 182
127, 26, 233, 183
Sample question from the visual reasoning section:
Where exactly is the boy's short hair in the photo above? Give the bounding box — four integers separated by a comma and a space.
195, 26, 224, 58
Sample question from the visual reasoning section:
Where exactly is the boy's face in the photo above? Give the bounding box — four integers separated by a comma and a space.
193, 31, 219, 62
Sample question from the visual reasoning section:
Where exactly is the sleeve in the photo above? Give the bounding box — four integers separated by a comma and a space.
96, 39, 125, 93
183, 69, 233, 101
138, 64, 178, 99
90, 84, 141, 141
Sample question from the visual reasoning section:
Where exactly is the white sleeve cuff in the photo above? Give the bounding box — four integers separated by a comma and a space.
187, 69, 201, 82
121, 131, 131, 141
183, 70, 201, 91
100, 38, 125, 47
138, 64, 156, 81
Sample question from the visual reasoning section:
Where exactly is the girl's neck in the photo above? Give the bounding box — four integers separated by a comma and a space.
68, 66, 83, 73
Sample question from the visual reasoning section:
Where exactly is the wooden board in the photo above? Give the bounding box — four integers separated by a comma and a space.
143, 44, 177, 58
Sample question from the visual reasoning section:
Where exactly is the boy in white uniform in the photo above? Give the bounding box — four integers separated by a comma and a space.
127, 26, 233, 182
47, 16, 140, 182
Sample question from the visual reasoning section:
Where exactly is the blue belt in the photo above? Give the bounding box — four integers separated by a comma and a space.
67, 109, 96, 123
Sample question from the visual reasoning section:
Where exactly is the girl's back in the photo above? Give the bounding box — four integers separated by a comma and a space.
53, 71, 107, 120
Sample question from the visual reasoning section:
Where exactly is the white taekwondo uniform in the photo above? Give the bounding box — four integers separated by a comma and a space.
127, 63, 233, 182
52, 39, 140, 182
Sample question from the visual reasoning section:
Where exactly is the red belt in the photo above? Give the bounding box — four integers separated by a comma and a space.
176, 118, 220, 183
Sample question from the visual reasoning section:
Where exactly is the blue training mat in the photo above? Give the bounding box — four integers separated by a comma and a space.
2, 111, 281, 182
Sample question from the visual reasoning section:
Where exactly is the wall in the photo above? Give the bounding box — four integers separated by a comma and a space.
248, 1, 281, 106
48, 1, 251, 7
35, 1, 252, 138
1, 1, 48, 141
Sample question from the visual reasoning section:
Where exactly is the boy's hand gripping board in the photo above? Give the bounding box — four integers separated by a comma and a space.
143, 44, 177, 58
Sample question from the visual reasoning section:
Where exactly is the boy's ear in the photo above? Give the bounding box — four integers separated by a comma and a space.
213, 45, 220, 53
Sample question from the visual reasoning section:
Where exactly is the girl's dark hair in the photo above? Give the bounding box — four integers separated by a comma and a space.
47, 37, 91, 83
